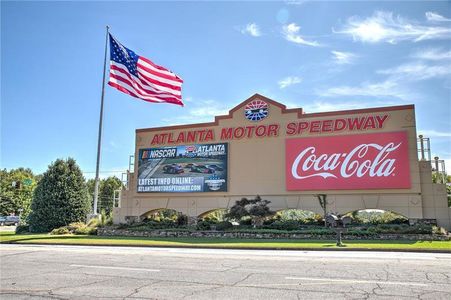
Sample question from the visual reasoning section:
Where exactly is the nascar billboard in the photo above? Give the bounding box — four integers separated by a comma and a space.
137, 143, 228, 193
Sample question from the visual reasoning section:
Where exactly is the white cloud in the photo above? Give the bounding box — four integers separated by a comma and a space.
336, 11, 451, 43
317, 80, 408, 100
278, 76, 302, 89
282, 23, 321, 47
418, 130, 451, 138
428, 153, 451, 176
241, 23, 261, 37
378, 63, 451, 80
109, 141, 119, 149
103, 140, 122, 153
83, 170, 127, 180
285, 0, 307, 5
444, 159, 451, 175
411, 48, 451, 61
425, 12, 451, 22
162, 98, 230, 126
331, 50, 357, 64
303, 99, 399, 113
188, 106, 229, 118
303, 101, 368, 112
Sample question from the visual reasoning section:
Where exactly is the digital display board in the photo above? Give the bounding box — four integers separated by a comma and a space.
137, 143, 228, 193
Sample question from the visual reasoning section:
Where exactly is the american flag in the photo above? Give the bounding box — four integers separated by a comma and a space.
108, 34, 184, 106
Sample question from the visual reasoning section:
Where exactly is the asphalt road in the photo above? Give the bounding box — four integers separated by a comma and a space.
1, 245, 451, 299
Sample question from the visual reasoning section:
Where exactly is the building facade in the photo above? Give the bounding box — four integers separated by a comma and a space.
114, 94, 451, 229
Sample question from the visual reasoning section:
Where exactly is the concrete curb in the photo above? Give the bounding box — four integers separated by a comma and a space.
2, 241, 450, 254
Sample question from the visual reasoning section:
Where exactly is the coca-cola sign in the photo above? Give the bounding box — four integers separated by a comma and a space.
286, 131, 411, 190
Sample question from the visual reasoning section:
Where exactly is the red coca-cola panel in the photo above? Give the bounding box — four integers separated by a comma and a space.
286, 131, 411, 190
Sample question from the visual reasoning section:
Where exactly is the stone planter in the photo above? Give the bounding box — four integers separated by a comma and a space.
97, 227, 450, 241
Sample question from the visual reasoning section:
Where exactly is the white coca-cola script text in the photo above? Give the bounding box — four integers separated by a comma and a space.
291, 142, 402, 179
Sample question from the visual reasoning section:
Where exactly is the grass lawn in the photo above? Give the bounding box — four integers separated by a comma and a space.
1, 231, 450, 251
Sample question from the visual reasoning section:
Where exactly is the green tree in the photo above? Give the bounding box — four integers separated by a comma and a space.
226, 196, 274, 227
86, 177, 123, 215
87, 178, 95, 208
0, 168, 37, 222
431, 173, 451, 207
447, 184, 451, 207
28, 158, 90, 232
99, 176, 123, 216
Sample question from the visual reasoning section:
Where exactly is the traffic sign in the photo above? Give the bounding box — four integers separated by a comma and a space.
23, 179, 33, 186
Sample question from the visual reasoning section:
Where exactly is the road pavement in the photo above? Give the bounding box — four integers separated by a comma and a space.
1, 244, 451, 299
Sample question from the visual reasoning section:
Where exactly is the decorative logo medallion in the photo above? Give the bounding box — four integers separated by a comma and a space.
244, 99, 269, 121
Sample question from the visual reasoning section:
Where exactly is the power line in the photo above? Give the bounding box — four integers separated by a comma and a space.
82, 170, 126, 174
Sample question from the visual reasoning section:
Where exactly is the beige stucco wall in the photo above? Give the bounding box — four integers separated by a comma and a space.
419, 161, 451, 229
114, 94, 451, 229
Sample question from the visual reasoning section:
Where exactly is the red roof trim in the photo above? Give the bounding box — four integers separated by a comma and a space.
136, 94, 414, 133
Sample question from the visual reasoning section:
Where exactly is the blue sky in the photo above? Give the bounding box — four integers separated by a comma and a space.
2, 0, 451, 178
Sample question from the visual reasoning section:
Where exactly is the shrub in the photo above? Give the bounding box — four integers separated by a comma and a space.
347, 210, 408, 225
215, 221, 233, 231
87, 217, 100, 228
361, 224, 437, 235
196, 220, 212, 231
15, 225, 29, 234
117, 223, 129, 229
200, 209, 227, 222
67, 222, 86, 231
145, 209, 179, 223
142, 219, 176, 228
300, 218, 320, 226
266, 210, 323, 226
50, 222, 98, 235
177, 214, 188, 226
277, 209, 317, 221
266, 220, 301, 231
124, 218, 181, 231
432, 226, 448, 235
50, 227, 71, 235
74, 226, 97, 235
28, 158, 90, 233
95, 209, 113, 227
263, 218, 274, 225
306, 228, 334, 235
347, 229, 373, 236
239, 217, 252, 226
160, 219, 177, 228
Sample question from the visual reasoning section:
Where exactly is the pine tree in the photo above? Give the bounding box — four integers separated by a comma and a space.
28, 158, 90, 232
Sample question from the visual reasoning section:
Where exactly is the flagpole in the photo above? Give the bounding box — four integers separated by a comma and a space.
93, 25, 110, 215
